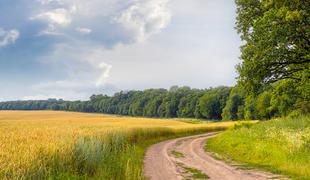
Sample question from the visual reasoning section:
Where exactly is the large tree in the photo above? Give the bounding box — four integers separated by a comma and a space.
236, 0, 310, 93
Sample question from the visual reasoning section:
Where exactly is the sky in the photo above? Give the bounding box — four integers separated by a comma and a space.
0, 0, 242, 101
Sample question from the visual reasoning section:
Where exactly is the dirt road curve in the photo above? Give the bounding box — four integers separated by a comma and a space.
144, 132, 285, 180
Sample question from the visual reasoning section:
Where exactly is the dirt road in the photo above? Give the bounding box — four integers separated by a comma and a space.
144, 132, 285, 180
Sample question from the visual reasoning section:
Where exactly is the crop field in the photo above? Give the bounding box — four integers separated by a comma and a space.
0, 111, 237, 179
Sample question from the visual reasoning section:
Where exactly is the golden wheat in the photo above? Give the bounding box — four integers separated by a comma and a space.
0, 110, 236, 179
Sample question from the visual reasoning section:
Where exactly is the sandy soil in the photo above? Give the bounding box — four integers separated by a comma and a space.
144, 132, 286, 180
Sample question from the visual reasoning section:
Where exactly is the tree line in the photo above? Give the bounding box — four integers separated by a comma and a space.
0, 83, 307, 120
0, 86, 231, 120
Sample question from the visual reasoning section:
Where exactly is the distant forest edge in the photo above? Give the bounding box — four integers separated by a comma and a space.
0, 84, 308, 120
1, 0, 309, 120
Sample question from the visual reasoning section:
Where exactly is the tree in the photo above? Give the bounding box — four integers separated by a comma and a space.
244, 95, 256, 120
143, 89, 167, 117
198, 87, 231, 120
236, 0, 310, 94
270, 80, 300, 116
157, 86, 192, 118
255, 90, 273, 119
177, 90, 205, 118
222, 87, 245, 120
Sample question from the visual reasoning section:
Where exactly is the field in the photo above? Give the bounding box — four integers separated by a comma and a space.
206, 116, 310, 179
0, 111, 236, 179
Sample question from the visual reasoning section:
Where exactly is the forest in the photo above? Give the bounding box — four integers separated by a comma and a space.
0, 83, 308, 120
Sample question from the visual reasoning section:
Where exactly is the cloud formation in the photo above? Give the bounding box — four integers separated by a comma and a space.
0, 0, 242, 101
0, 28, 20, 48
96, 62, 113, 86
26, 42, 114, 99
15, 0, 172, 99
31, 8, 73, 26
29, 0, 171, 44
115, 0, 171, 42
30, 6, 76, 35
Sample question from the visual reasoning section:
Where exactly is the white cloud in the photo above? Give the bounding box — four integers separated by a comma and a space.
36, 0, 122, 17
0, 0, 243, 101
28, 42, 115, 99
115, 0, 171, 42
30, 6, 77, 36
0, 28, 20, 48
30, 0, 171, 43
31, 8, 73, 26
96, 62, 112, 86
75, 27, 92, 34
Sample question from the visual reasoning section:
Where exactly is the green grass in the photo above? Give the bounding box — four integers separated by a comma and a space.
171, 150, 185, 158
175, 118, 209, 124
206, 116, 310, 180
176, 162, 209, 179
85, 127, 226, 180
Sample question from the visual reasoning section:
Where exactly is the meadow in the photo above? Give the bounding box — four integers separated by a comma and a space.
206, 116, 310, 180
0, 111, 236, 179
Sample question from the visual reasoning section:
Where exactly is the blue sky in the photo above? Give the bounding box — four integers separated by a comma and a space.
0, 0, 242, 101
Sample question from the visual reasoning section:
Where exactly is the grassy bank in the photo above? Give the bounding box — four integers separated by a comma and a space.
0, 111, 237, 179
206, 116, 310, 179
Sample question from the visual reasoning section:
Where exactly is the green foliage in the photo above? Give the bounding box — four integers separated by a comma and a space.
0, 99, 67, 110
0, 86, 232, 120
177, 90, 204, 118
255, 90, 273, 119
1, 81, 306, 121
270, 80, 299, 116
236, 0, 310, 92
198, 87, 231, 120
176, 162, 209, 179
222, 86, 245, 120
244, 95, 256, 120
207, 116, 310, 179
235, 0, 310, 120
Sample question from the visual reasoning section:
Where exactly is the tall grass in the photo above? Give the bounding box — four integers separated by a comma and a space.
206, 116, 310, 179
0, 111, 235, 179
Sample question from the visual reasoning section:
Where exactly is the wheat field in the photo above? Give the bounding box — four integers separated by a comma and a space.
0, 111, 236, 179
